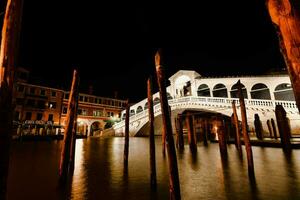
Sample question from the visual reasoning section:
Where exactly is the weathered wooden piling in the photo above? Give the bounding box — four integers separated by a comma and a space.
0, 0, 24, 198
232, 101, 242, 156
254, 114, 263, 140
267, 119, 273, 138
237, 80, 254, 176
266, 0, 300, 114
275, 105, 292, 152
202, 119, 208, 146
147, 77, 157, 188
186, 113, 197, 152
69, 82, 79, 172
271, 118, 278, 139
216, 117, 227, 158
177, 115, 184, 150
155, 49, 181, 200
124, 100, 130, 172
59, 70, 79, 181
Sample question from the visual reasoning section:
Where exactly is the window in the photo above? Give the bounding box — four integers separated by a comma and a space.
37, 100, 46, 109
49, 102, 57, 109
84, 97, 88, 102
26, 99, 35, 107
25, 112, 32, 120
79, 96, 83, 101
40, 89, 46, 96
16, 98, 24, 105
48, 114, 53, 121
78, 109, 87, 115
36, 113, 43, 120
30, 88, 35, 94
14, 111, 20, 121
17, 85, 24, 92
64, 93, 69, 99
93, 110, 103, 117
63, 107, 67, 114
82, 109, 87, 116
51, 91, 56, 97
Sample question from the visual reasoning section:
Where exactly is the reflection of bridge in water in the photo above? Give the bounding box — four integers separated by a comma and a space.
110, 70, 300, 137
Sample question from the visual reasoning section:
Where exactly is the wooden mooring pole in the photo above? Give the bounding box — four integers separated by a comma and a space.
0, 0, 24, 198
186, 113, 197, 152
155, 49, 181, 200
271, 118, 278, 139
147, 77, 157, 188
254, 114, 263, 140
232, 101, 242, 156
124, 100, 130, 172
267, 119, 273, 138
69, 77, 79, 172
177, 115, 184, 150
275, 105, 292, 152
216, 116, 227, 159
59, 70, 79, 182
237, 80, 254, 177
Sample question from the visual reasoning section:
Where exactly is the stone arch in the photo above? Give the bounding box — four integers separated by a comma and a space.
212, 83, 228, 98
144, 102, 148, 110
230, 82, 248, 99
130, 109, 135, 116
274, 83, 295, 101
174, 75, 192, 97
136, 106, 143, 114
197, 84, 210, 97
167, 92, 173, 99
90, 121, 101, 136
77, 121, 89, 136
154, 97, 160, 105
250, 83, 271, 100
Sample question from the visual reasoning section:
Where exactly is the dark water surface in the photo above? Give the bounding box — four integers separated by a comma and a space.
7, 137, 300, 200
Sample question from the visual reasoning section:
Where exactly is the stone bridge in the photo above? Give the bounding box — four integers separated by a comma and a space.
110, 70, 300, 136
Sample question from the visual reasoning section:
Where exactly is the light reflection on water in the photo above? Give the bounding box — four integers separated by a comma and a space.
7, 137, 300, 200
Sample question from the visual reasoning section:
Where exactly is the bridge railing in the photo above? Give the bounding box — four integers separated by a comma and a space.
114, 96, 298, 129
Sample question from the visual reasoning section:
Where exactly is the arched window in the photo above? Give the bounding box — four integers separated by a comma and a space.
197, 84, 210, 97
144, 102, 148, 110
212, 83, 228, 98
136, 106, 143, 114
154, 97, 160, 105
250, 83, 271, 100
230, 83, 248, 99
167, 93, 173, 100
274, 83, 295, 101
130, 109, 135, 116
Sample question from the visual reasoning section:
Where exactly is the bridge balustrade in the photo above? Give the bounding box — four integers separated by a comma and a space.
114, 96, 298, 130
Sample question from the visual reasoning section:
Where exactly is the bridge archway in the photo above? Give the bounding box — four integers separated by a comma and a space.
230, 83, 248, 99
213, 83, 228, 98
90, 121, 101, 136
174, 75, 192, 97
197, 84, 211, 97
144, 102, 148, 110
250, 83, 271, 100
130, 109, 135, 116
274, 83, 295, 101
154, 97, 160, 105
136, 106, 143, 114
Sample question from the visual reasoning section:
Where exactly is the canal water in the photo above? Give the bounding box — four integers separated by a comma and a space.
7, 137, 300, 200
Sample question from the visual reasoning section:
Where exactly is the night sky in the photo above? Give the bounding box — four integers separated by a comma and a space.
1, 0, 286, 102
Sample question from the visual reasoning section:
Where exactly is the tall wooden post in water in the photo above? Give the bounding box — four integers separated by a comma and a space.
59, 70, 79, 181
147, 77, 157, 188
0, 0, 24, 198
232, 101, 242, 156
237, 80, 254, 176
271, 118, 278, 139
186, 113, 197, 152
266, 0, 300, 113
155, 49, 181, 200
124, 100, 130, 172
177, 115, 184, 150
275, 105, 292, 152
69, 76, 80, 172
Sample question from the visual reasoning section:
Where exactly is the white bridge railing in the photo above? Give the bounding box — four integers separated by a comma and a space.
113, 96, 298, 130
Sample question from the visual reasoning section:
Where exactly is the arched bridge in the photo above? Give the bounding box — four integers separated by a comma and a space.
110, 70, 300, 136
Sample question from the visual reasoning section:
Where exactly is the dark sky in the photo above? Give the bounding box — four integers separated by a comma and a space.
1, 0, 286, 102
